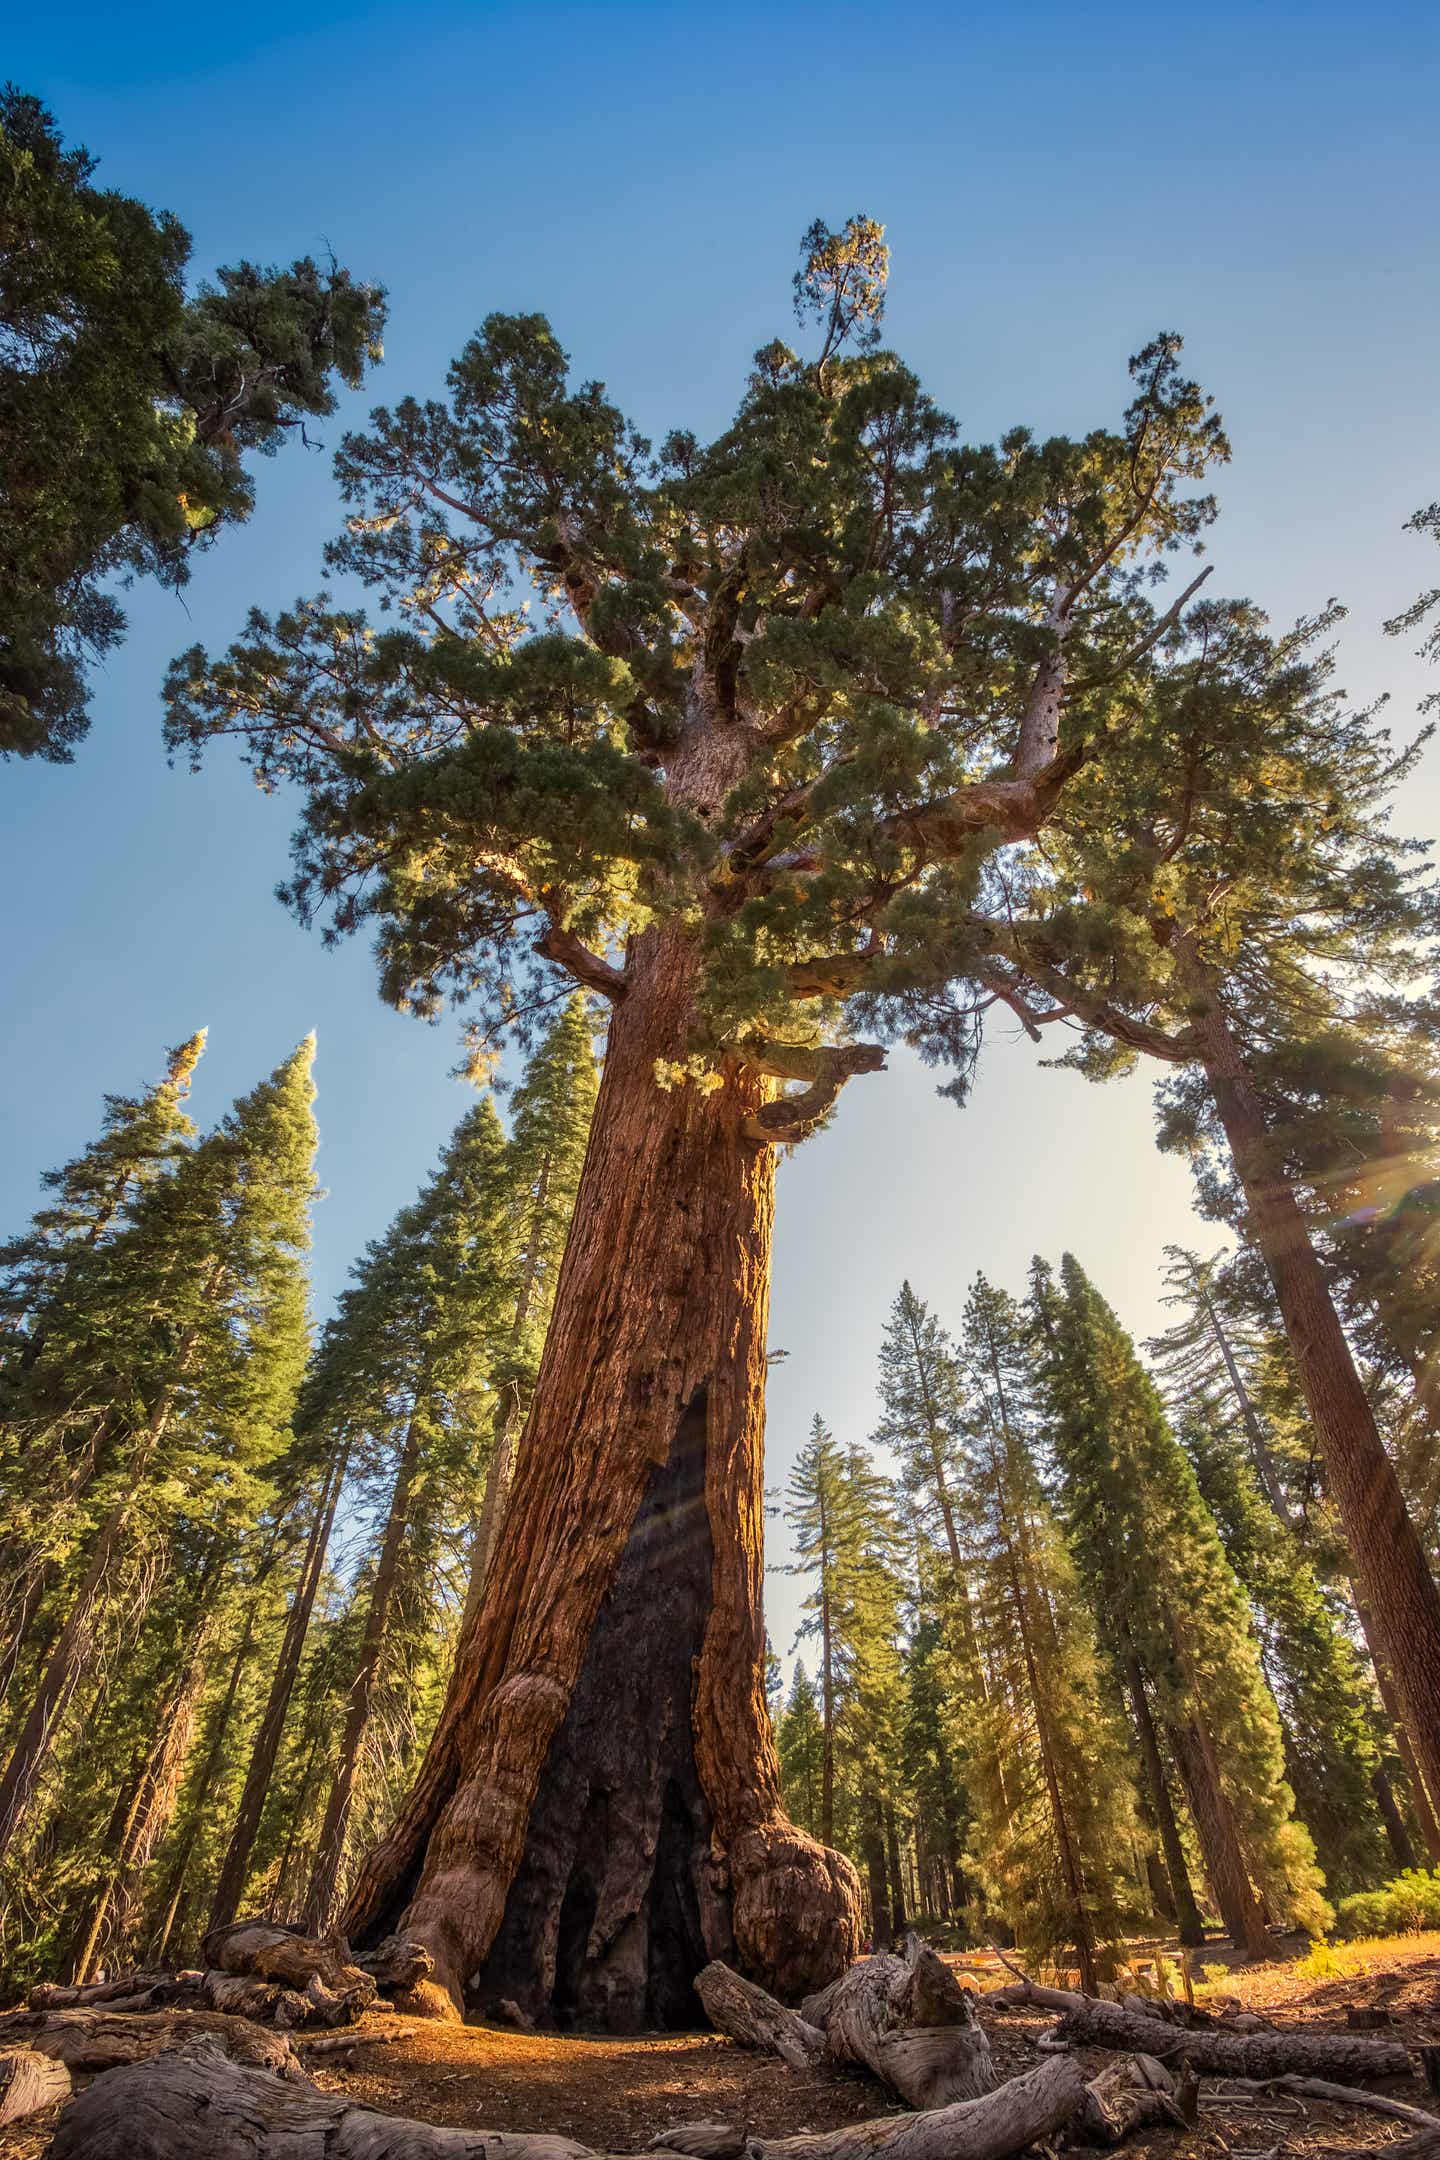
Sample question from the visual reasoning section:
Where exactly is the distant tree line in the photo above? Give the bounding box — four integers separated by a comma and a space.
777, 1245, 1433, 1976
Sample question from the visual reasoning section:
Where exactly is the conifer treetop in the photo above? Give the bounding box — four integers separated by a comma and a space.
166, 217, 1230, 1137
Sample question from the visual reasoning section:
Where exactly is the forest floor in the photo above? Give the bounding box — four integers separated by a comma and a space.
6, 1934, 1440, 2159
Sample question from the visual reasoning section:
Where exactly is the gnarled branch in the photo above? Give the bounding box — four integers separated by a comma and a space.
534, 923, 628, 999
739, 1040, 887, 1143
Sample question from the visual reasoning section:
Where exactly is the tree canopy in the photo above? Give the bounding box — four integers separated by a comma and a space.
0, 86, 385, 760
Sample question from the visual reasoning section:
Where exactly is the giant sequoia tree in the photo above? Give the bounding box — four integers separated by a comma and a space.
165, 218, 1232, 2021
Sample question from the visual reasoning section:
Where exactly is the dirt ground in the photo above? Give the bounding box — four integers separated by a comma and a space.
6, 1936, 1440, 2158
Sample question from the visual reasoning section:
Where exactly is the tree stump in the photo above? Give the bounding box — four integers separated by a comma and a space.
804, 1939, 994, 2108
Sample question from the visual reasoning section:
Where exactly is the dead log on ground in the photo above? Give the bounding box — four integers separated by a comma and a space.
200, 1919, 377, 2013
694, 1962, 825, 2069
48, 2042, 1087, 2160
0, 2005, 302, 2082
351, 1936, 435, 1994
0, 2046, 72, 2125
990, 1979, 1410, 2080
1381, 2136, 1440, 2160
1203, 2075, 1440, 2128
800, 1936, 994, 2108
648, 2128, 749, 2159
1073, 2055, 1195, 2144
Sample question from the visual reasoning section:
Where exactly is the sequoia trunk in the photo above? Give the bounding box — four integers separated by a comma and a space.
343, 924, 862, 2023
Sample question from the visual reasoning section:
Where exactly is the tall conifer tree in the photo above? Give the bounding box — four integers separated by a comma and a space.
1034, 1254, 1331, 1954
0, 1038, 317, 1864
956, 1275, 1140, 1985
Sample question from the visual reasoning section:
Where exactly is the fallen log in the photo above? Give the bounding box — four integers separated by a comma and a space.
201, 1919, 377, 2011
0, 2045, 72, 2126
694, 1962, 826, 2070
352, 1936, 435, 1995
1384, 2136, 1440, 2160
1204, 2075, 1440, 2128
1073, 2055, 1194, 2145
802, 1936, 994, 2109
991, 1980, 1411, 2080
0, 2005, 303, 2082
47, 2040, 1087, 2160
649, 2128, 749, 2160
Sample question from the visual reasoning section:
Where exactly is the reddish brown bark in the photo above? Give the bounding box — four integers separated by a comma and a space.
1196, 998, 1440, 1822
343, 923, 862, 2023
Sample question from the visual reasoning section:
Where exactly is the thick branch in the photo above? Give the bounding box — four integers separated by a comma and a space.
535, 923, 628, 999
739, 1041, 887, 1143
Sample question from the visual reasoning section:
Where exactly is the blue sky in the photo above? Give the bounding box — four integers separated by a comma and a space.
4, 1, 1438, 1666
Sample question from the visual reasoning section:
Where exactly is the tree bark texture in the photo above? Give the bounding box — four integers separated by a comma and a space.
802, 1940, 995, 2110
342, 924, 862, 2023
1196, 996, 1440, 1815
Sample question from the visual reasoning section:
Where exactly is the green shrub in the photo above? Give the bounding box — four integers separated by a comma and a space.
1335, 1869, 1440, 1938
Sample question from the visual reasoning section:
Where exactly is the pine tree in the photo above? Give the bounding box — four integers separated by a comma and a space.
1148, 1250, 1392, 1891
777, 1662, 826, 1841
955, 1275, 1141, 1985
1175, 1406, 1386, 1895
0, 1032, 205, 1698
467, 995, 598, 1599
784, 1420, 906, 1941
298, 1094, 516, 1927
167, 214, 1234, 2013
0, 89, 385, 760
934, 582, 1440, 1827
0, 1037, 317, 1866
1034, 1254, 1331, 1954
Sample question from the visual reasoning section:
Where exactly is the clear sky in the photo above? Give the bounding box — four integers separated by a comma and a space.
4, 1, 1438, 1669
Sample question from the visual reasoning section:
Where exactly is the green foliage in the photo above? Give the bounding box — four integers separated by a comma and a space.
952, 1274, 1142, 1968
1335, 1868, 1440, 1938
165, 216, 1233, 1099
1036, 1253, 1333, 1936
776, 1660, 826, 1838
0, 86, 384, 760
784, 1414, 906, 1865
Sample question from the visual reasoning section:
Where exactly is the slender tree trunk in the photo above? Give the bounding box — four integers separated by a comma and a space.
303, 1418, 425, 1930
884, 1800, 908, 1940
1168, 1709, 1268, 1959
0, 1501, 131, 1860
1119, 1637, 1204, 1947
1195, 994, 1440, 1816
1349, 1580, 1440, 1864
208, 1443, 350, 1932
341, 924, 862, 2024
862, 1790, 893, 1950
1373, 1764, 1417, 1872
71, 1583, 218, 1982
1190, 1262, 1295, 1527
149, 1606, 259, 1963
